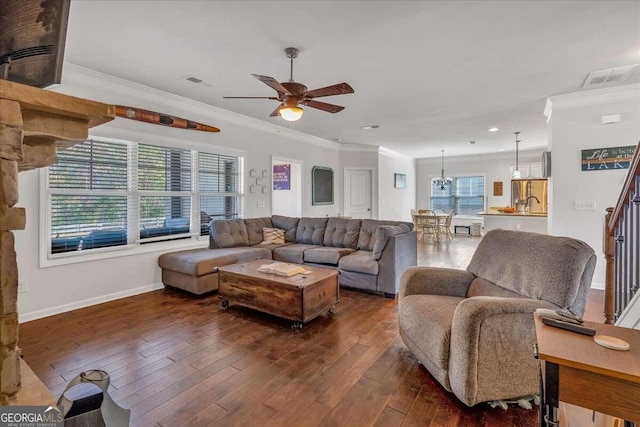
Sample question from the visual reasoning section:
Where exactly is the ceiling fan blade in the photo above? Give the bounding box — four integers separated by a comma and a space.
223, 96, 279, 99
252, 74, 292, 95
304, 100, 345, 114
269, 104, 283, 117
305, 82, 354, 99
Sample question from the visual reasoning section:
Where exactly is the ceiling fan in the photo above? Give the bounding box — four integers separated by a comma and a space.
223, 47, 354, 122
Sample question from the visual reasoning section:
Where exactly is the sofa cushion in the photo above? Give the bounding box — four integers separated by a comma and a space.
158, 247, 271, 277
304, 247, 355, 265
466, 277, 526, 299
399, 295, 463, 370
261, 227, 285, 244
372, 224, 410, 260
273, 244, 320, 264
338, 250, 379, 275
296, 217, 329, 245
272, 215, 300, 243
466, 229, 596, 309
357, 219, 413, 251
244, 217, 273, 245
323, 218, 362, 249
210, 219, 249, 248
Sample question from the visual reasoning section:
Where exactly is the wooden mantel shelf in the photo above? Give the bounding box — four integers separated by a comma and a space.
0, 79, 114, 129
0, 79, 115, 171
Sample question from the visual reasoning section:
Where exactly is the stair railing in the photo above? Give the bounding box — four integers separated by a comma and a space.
604, 141, 640, 324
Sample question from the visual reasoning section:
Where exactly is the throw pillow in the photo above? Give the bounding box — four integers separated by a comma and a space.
261, 227, 285, 244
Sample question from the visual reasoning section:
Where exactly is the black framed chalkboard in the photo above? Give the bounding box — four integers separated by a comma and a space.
312, 166, 334, 205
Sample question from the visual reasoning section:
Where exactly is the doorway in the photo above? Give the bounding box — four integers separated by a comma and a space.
271, 157, 302, 217
344, 168, 373, 219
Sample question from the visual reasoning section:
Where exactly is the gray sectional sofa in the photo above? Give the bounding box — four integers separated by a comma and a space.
158, 215, 417, 298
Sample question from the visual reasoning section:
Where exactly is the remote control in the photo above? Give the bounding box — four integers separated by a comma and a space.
541, 316, 596, 336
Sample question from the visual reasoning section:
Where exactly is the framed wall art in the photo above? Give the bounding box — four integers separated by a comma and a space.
394, 173, 407, 189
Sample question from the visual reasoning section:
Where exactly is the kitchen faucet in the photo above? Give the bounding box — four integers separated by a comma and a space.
526, 195, 540, 212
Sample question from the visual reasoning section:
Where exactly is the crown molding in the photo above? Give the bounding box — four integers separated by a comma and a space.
544, 83, 640, 119
415, 149, 544, 165
338, 143, 380, 153
378, 146, 413, 160
56, 63, 342, 151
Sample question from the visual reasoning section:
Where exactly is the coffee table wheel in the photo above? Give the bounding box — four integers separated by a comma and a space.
292, 321, 303, 332
221, 299, 230, 310
328, 306, 336, 316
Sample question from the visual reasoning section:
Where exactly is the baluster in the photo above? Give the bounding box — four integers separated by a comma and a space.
615, 223, 623, 320
604, 208, 615, 324
631, 175, 640, 294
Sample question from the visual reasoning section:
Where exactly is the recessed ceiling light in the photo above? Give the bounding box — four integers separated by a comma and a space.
361, 125, 380, 130
468, 140, 477, 145
488, 127, 499, 132
499, 148, 505, 152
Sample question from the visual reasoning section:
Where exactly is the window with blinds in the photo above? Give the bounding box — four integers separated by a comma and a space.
198, 152, 242, 236
49, 140, 129, 254
138, 144, 192, 242
46, 138, 244, 256
430, 176, 485, 215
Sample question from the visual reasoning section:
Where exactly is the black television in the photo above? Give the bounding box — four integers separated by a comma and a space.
0, 0, 70, 88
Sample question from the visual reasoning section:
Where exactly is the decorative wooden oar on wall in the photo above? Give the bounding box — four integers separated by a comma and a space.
115, 105, 220, 132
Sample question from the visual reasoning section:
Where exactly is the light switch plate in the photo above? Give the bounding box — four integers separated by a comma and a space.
575, 200, 596, 211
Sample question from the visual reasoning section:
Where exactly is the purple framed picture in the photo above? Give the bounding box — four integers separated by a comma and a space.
273, 164, 291, 190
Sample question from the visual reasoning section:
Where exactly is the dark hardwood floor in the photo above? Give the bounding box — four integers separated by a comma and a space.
19, 236, 604, 426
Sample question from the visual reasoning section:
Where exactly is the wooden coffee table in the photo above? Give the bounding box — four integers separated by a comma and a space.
218, 259, 339, 330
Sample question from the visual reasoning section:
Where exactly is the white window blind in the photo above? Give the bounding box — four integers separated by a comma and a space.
198, 152, 242, 236
430, 176, 485, 215
46, 138, 244, 257
138, 144, 193, 242
49, 140, 129, 254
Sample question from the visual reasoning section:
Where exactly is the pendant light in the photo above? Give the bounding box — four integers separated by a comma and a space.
433, 149, 453, 190
512, 131, 522, 179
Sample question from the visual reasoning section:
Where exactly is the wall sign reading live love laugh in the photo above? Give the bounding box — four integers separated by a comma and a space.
581, 145, 636, 171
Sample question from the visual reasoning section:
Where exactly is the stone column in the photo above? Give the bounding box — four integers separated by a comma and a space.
0, 79, 113, 405
0, 99, 26, 405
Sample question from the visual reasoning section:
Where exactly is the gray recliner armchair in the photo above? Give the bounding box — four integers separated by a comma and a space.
398, 229, 596, 406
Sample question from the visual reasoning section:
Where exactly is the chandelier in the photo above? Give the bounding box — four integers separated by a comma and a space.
433, 149, 453, 190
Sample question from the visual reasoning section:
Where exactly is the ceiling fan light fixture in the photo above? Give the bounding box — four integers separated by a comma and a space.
279, 106, 304, 121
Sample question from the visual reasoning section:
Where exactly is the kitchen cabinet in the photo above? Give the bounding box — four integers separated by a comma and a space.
509, 162, 543, 178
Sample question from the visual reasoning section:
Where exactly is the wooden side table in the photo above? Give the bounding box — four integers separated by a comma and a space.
534, 314, 640, 426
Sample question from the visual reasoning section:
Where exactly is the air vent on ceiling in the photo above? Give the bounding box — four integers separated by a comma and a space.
582, 65, 638, 88
184, 75, 215, 88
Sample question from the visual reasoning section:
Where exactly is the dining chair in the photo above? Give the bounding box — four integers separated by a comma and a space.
438, 211, 454, 240
416, 210, 438, 240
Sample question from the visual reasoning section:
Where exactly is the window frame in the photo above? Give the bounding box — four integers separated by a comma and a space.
429, 173, 486, 216
40, 135, 246, 268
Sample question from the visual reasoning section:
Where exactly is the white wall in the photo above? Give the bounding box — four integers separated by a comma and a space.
416, 150, 544, 211
14, 64, 363, 321
547, 84, 640, 289
377, 150, 416, 222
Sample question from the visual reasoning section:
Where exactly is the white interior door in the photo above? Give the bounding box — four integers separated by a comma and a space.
344, 168, 372, 219
271, 158, 302, 217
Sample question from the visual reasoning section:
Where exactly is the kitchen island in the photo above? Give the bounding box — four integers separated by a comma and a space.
478, 211, 548, 234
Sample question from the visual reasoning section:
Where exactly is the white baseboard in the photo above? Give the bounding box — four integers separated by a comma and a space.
590, 281, 605, 290
19, 283, 165, 323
